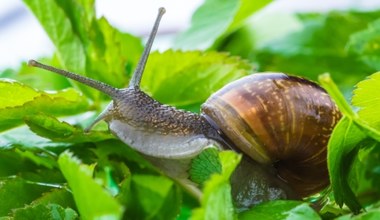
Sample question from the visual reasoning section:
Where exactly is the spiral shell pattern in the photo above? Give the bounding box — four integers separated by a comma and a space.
202, 73, 341, 197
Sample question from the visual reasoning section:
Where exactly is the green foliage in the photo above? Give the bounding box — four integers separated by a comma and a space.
239, 200, 320, 220
1, 0, 380, 219
142, 50, 252, 109
23, 0, 143, 99
12, 204, 78, 220
191, 151, 241, 220
0, 56, 71, 91
325, 117, 365, 213
348, 19, 380, 70
189, 147, 222, 186
24, 113, 113, 143
220, 10, 380, 89
350, 142, 380, 206
352, 72, 380, 129
336, 202, 380, 220
122, 175, 182, 219
0, 178, 50, 216
0, 80, 88, 132
58, 151, 124, 219
174, 0, 272, 50
319, 72, 380, 214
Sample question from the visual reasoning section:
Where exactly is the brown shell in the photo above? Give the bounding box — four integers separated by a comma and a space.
202, 73, 341, 197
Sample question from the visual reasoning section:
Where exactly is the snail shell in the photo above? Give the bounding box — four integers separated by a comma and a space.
202, 73, 342, 197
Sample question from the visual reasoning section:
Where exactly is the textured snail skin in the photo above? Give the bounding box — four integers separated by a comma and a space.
202, 73, 342, 197
230, 155, 297, 210
99, 88, 223, 160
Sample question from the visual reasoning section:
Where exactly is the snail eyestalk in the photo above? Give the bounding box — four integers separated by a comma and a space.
84, 104, 113, 133
28, 60, 119, 97
129, 7, 166, 89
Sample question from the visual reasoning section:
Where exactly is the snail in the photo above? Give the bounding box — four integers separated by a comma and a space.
28, 7, 342, 209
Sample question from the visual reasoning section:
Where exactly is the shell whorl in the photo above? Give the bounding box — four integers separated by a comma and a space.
202, 73, 342, 197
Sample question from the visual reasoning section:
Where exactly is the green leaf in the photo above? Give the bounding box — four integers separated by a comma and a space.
250, 11, 380, 85
31, 188, 76, 209
23, 0, 143, 98
319, 73, 380, 143
227, 0, 272, 35
0, 80, 88, 132
15, 148, 57, 169
319, 72, 380, 212
189, 147, 222, 186
22, 0, 86, 75
336, 203, 380, 220
0, 79, 40, 108
142, 50, 252, 109
174, 0, 238, 50
24, 114, 113, 143
349, 142, 380, 206
0, 149, 40, 177
25, 114, 75, 139
54, 1, 142, 88
7, 56, 71, 91
174, 0, 271, 50
191, 151, 241, 220
0, 126, 71, 151
95, 17, 143, 86
58, 151, 123, 220
0, 178, 50, 216
11, 203, 78, 220
352, 72, 380, 130
0, 148, 63, 181
347, 19, 380, 70
327, 117, 366, 213
21, 168, 66, 185
123, 175, 182, 220
239, 200, 320, 220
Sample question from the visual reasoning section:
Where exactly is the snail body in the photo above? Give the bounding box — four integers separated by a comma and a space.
29, 8, 341, 209
103, 88, 222, 159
